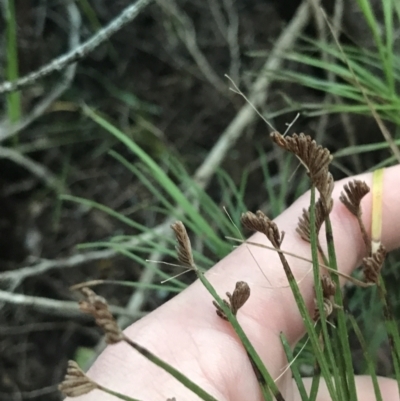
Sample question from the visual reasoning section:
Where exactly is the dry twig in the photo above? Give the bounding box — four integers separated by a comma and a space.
0, 0, 153, 95
0, 289, 141, 319
0, 1, 81, 142
194, 0, 311, 188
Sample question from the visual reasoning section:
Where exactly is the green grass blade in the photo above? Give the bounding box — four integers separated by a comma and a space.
308, 187, 339, 399
81, 242, 188, 288
308, 371, 320, 401
349, 314, 383, 401
83, 105, 228, 254
377, 278, 400, 397
124, 337, 221, 401
61, 194, 147, 231
324, 217, 357, 400
280, 333, 309, 401
99, 385, 145, 401
356, 0, 394, 93
195, 271, 279, 400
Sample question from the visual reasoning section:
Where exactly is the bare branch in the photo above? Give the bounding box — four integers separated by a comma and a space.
0, 219, 172, 289
0, 0, 81, 142
0, 146, 68, 193
157, 0, 227, 94
0, 289, 142, 319
0, 0, 153, 95
194, 0, 311, 188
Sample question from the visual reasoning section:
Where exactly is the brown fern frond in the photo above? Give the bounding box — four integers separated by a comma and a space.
58, 360, 98, 397
340, 180, 370, 216
79, 287, 123, 344
170, 221, 195, 269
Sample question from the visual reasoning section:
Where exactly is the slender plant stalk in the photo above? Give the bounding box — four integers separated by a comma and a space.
97, 385, 144, 401
308, 186, 339, 399
124, 337, 221, 401
376, 279, 400, 397
308, 368, 320, 401
280, 333, 308, 401
324, 216, 358, 400
349, 315, 383, 401
195, 271, 279, 400
371, 168, 400, 395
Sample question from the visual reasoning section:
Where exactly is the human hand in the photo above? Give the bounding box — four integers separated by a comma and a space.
67, 165, 400, 401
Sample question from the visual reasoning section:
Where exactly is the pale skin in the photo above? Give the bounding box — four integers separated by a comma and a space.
68, 165, 400, 401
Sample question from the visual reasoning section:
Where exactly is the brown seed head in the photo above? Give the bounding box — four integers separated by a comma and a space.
241, 211, 282, 247
296, 198, 332, 243
362, 244, 387, 284
271, 132, 334, 207
58, 360, 98, 397
229, 281, 251, 315
340, 180, 370, 216
79, 287, 123, 344
321, 274, 336, 298
170, 221, 195, 269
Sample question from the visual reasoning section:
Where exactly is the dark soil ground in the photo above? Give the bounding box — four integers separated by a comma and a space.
0, 0, 397, 400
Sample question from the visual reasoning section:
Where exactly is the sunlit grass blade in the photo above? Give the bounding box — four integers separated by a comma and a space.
371, 169, 384, 252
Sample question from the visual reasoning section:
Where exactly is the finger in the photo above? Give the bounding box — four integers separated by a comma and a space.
208, 165, 400, 346
67, 165, 400, 401
295, 376, 400, 401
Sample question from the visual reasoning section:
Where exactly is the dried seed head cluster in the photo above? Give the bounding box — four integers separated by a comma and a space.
340, 180, 370, 217
213, 281, 251, 320
170, 221, 195, 269
314, 274, 337, 320
340, 179, 372, 256
297, 198, 332, 243
79, 287, 124, 344
241, 210, 283, 248
339, 179, 387, 284
271, 132, 334, 208
362, 244, 387, 284
58, 360, 98, 397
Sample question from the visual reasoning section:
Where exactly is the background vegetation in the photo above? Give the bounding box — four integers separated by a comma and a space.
0, 0, 399, 399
